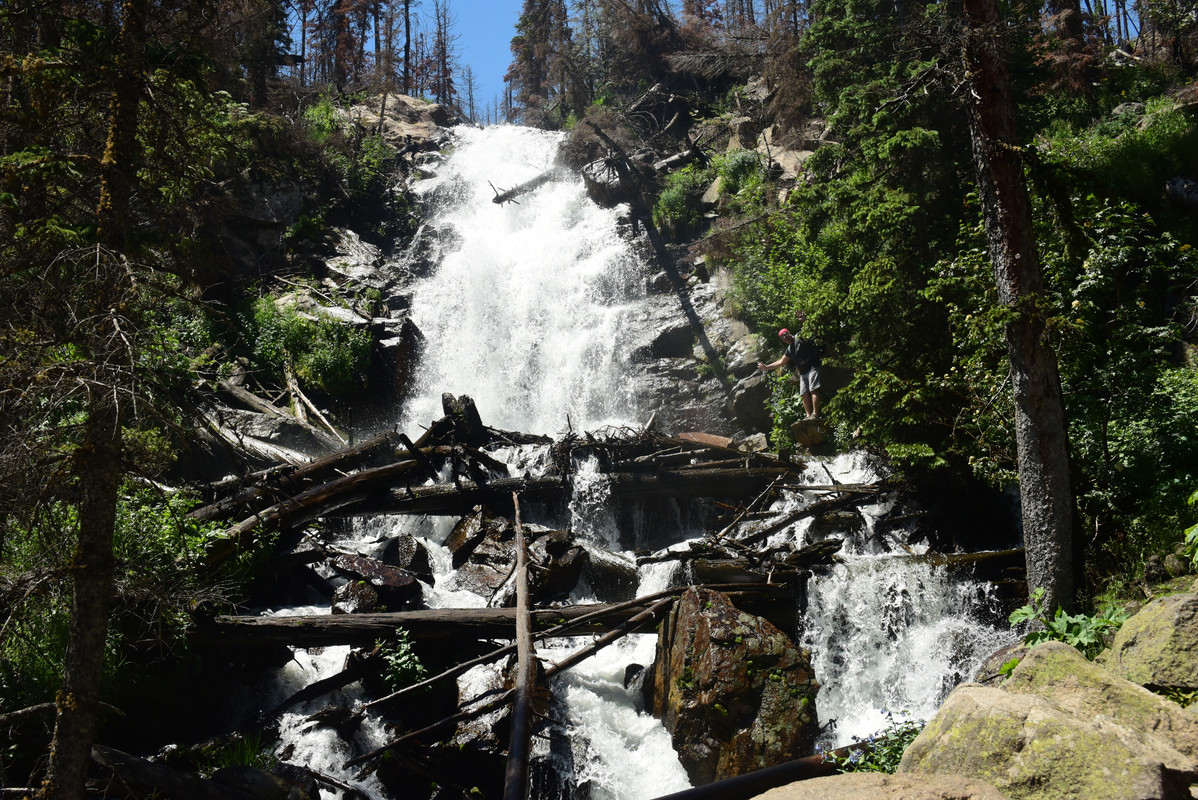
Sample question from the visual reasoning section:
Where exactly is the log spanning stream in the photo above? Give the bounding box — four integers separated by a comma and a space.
223, 126, 1017, 800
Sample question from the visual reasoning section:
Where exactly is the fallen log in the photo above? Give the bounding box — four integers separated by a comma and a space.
648, 743, 871, 800
217, 379, 342, 451
328, 467, 794, 519
503, 496, 537, 800
188, 431, 402, 522
345, 596, 675, 771
490, 170, 555, 205
203, 603, 663, 648
203, 455, 432, 565
360, 583, 773, 710
200, 584, 786, 649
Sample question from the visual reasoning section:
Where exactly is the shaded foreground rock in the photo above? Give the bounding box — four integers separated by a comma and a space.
652, 587, 819, 785
899, 640, 1198, 800
753, 772, 1008, 800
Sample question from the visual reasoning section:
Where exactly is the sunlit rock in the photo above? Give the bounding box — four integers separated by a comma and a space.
651, 587, 820, 785
1098, 584, 1198, 693
900, 641, 1198, 799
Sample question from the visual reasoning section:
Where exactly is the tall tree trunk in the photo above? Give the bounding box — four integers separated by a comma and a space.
403, 0, 412, 93
962, 0, 1078, 613
39, 1, 143, 793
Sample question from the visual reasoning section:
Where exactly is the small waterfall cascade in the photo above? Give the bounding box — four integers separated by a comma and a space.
782, 453, 1017, 746
252, 125, 1017, 798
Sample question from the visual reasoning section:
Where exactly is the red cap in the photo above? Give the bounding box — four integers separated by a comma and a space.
778, 328, 790, 338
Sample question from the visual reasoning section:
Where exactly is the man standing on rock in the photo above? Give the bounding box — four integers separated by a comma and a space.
756, 310, 822, 419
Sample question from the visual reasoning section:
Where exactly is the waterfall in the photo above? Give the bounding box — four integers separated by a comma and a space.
400, 125, 645, 435
254, 125, 1015, 798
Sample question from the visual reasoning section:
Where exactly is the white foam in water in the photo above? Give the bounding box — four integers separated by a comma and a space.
546, 635, 691, 800
798, 500, 1017, 747
399, 125, 645, 436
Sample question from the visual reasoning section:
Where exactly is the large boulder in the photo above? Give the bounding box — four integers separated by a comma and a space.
899, 641, 1198, 799
651, 588, 820, 785
1097, 583, 1198, 692
443, 507, 585, 605
754, 773, 1008, 800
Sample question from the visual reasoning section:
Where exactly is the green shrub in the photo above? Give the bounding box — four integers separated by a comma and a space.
246, 296, 371, 397
378, 628, 428, 692
652, 164, 713, 238
0, 488, 232, 712
1008, 587, 1129, 660
819, 711, 925, 773
303, 96, 342, 143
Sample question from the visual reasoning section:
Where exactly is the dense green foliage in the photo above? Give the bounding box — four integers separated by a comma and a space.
712, 0, 1198, 586
1008, 587, 1130, 661
378, 628, 430, 692
242, 296, 373, 397
0, 488, 235, 712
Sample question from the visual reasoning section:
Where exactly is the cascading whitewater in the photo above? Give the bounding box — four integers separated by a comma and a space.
786, 453, 1017, 747
257, 125, 1016, 799
400, 125, 645, 436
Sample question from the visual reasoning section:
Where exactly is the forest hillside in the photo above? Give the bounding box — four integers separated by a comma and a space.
2, 0, 1198, 797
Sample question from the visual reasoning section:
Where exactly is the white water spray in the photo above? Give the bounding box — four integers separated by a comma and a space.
258, 125, 1016, 798
400, 126, 645, 435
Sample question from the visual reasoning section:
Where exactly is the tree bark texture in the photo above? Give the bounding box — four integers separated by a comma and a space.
503, 497, 536, 800
962, 0, 1078, 612
41, 0, 144, 796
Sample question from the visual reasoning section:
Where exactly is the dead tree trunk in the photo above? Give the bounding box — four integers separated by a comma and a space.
503, 495, 536, 800
189, 431, 402, 522
490, 170, 555, 205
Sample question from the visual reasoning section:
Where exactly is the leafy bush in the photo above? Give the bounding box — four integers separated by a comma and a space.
1183, 489, 1198, 570
818, 711, 925, 773
1008, 587, 1129, 660
0, 487, 232, 711
303, 96, 343, 143
378, 628, 428, 692
651, 164, 713, 238
246, 296, 371, 397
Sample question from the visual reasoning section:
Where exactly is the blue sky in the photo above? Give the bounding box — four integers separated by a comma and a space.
452, 0, 524, 112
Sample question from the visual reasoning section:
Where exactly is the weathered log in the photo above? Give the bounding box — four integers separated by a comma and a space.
200, 409, 312, 466
203, 456, 431, 564
503, 496, 536, 800
92, 745, 260, 800
200, 583, 785, 649
188, 431, 402, 522
490, 170, 555, 205
326, 467, 794, 520
345, 596, 674, 771
203, 603, 664, 647
737, 492, 879, 546
648, 743, 871, 800
359, 584, 772, 710
264, 649, 382, 719
217, 379, 342, 451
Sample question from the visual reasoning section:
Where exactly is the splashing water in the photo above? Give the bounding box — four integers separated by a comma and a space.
399, 125, 645, 435
260, 125, 1015, 797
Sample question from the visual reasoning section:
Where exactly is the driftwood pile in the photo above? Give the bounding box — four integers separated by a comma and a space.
177, 393, 903, 800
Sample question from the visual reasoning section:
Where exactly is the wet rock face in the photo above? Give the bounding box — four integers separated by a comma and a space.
444, 506, 586, 605
651, 587, 821, 785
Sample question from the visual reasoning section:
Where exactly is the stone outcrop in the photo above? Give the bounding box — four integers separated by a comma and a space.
443, 506, 586, 605
1097, 587, 1198, 692
755, 772, 1008, 800
652, 587, 820, 785
899, 640, 1198, 800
